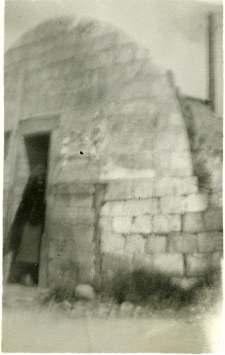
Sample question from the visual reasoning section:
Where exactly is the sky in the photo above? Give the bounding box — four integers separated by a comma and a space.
4, 0, 223, 99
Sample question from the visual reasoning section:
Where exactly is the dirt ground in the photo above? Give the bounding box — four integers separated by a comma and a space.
2, 297, 223, 353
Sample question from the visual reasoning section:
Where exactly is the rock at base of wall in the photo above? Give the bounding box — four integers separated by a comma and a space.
171, 277, 199, 290
75, 284, 96, 301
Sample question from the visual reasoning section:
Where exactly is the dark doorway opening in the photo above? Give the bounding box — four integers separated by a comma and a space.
25, 134, 50, 171
8, 133, 50, 286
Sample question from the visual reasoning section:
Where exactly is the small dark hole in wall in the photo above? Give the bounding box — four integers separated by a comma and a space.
80, 151, 84, 155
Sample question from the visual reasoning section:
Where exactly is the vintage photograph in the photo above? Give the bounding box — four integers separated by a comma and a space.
2, 0, 223, 352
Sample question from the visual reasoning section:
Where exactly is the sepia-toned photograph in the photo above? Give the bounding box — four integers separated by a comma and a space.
2, 0, 223, 352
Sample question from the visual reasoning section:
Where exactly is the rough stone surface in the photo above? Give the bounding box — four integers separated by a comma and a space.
120, 302, 135, 317
168, 234, 198, 253
160, 194, 208, 214
112, 216, 132, 234
183, 212, 204, 233
112, 215, 152, 234
152, 253, 184, 276
101, 232, 125, 255
197, 232, 223, 253
131, 215, 152, 234
211, 252, 223, 268
105, 180, 155, 200
208, 192, 222, 208
160, 196, 181, 214
133, 181, 155, 199
153, 214, 181, 233
155, 176, 198, 196
99, 216, 113, 232
60, 300, 73, 311
183, 194, 208, 213
132, 254, 153, 272
101, 199, 158, 216
146, 235, 167, 253
104, 181, 134, 201
203, 209, 223, 231
124, 234, 146, 256
75, 284, 95, 301
171, 277, 198, 290
102, 253, 133, 278
105, 177, 199, 201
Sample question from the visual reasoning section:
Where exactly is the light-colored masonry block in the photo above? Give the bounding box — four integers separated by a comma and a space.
146, 235, 167, 253
112, 216, 132, 234
133, 181, 155, 199
152, 253, 184, 276
197, 232, 223, 253
112, 215, 152, 234
160, 196, 185, 214
211, 252, 223, 268
203, 209, 223, 231
155, 176, 198, 196
132, 254, 153, 272
99, 216, 113, 232
153, 214, 181, 233
105, 177, 198, 201
104, 181, 133, 201
186, 254, 212, 276
183, 194, 208, 213
209, 192, 222, 209
171, 277, 198, 290
168, 234, 198, 253
131, 215, 152, 234
105, 180, 154, 200
124, 234, 146, 256
160, 194, 208, 214
101, 232, 125, 255
100, 199, 158, 216
183, 212, 204, 233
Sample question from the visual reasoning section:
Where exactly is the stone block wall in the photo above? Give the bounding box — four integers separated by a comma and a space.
179, 97, 223, 284
99, 177, 223, 285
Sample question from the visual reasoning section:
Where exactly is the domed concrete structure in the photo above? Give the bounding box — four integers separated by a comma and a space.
4, 17, 222, 287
